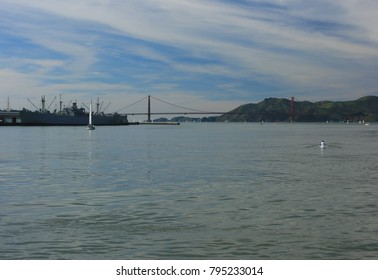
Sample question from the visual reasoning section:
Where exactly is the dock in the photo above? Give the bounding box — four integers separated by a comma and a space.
0, 111, 21, 125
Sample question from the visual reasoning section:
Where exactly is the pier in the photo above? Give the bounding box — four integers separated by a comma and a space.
0, 111, 21, 125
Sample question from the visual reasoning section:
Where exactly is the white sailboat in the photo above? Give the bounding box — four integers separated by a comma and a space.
86, 101, 95, 130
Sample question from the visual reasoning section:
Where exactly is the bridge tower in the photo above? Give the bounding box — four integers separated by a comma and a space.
147, 95, 151, 122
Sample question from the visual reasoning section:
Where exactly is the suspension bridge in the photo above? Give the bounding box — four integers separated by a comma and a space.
116, 95, 227, 122
116, 96, 301, 122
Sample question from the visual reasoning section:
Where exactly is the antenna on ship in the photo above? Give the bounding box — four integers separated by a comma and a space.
41, 95, 46, 112
103, 102, 111, 113
27, 98, 39, 111
47, 96, 56, 111
96, 97, 100, 115
7, 96, 10, 112
59, 94, 63, 114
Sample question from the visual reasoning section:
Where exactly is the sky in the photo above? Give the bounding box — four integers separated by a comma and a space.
1, 0, 378, 115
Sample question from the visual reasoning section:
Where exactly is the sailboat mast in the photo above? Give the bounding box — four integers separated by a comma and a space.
89, 101, 93, 125
86, 99, 95, 130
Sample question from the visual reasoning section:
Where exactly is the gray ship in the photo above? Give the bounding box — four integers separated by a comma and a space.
0, 96, 133, 126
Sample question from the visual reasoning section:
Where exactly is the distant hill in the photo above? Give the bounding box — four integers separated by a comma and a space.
216, 96, 378, 122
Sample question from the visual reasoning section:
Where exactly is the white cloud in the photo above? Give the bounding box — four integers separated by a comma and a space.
0, 69, 46, 109
1, 0, 378, 112
338, 0, 378, 42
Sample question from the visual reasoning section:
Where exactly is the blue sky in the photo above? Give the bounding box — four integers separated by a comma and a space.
1, 0, 378, 114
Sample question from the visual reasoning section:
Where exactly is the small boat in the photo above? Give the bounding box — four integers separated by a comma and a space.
86, 101, 95, 130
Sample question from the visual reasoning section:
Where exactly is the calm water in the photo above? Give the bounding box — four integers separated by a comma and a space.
1, 123, 378, 259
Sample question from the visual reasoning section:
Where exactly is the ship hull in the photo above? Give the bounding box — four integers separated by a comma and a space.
6, 111, 132, 126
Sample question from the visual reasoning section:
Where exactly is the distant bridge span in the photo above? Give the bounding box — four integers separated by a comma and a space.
128, 111, 226, 116
120, 96, 371, 122
119, 95, 226, 121
120, 96, 295, 121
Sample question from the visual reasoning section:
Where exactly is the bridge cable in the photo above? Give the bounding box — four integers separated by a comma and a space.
150, 96, 206, 113
115, 96, 148, 113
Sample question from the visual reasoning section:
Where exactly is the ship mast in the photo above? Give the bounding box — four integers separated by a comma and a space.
59, 94, 63, 114
41, 95, 46, 112
96, 97, 100, 114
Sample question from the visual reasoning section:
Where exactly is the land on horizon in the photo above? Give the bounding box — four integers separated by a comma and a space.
2, 95, 378, 124
155, 95, 378, 123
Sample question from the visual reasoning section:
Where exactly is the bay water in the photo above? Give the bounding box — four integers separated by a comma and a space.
1, 123, 378, 259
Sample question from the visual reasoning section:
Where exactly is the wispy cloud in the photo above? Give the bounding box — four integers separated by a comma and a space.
1, 0, 378, 112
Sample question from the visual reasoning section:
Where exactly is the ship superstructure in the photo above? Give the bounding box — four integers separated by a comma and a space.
0, 96, 131, 126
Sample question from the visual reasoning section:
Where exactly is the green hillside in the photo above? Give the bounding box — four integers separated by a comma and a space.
217, 96, 378, 122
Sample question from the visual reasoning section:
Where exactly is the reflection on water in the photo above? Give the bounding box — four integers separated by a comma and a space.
1, 123, 378, 259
